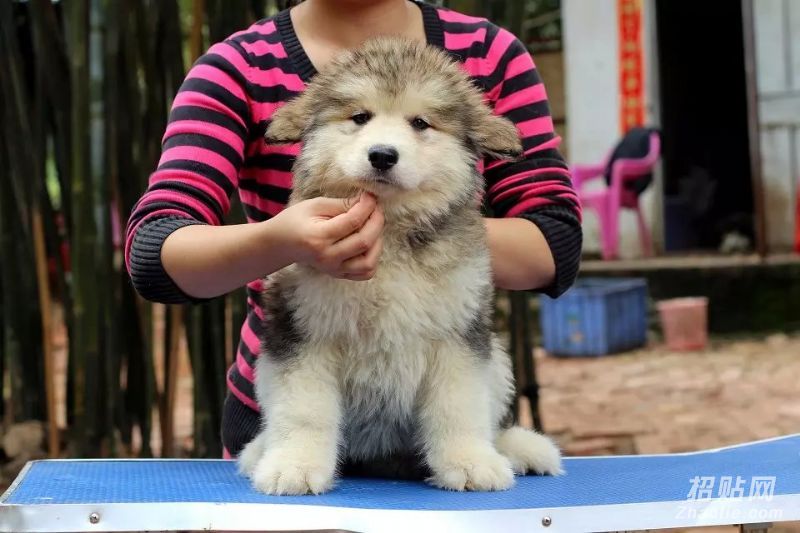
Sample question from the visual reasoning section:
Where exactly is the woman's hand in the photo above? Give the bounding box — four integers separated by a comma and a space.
273, 192, 385, 281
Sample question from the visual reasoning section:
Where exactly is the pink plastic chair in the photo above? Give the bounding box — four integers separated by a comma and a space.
571, 131, 661, 260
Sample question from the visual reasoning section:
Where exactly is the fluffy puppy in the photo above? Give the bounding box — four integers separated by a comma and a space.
238, 36, 563, 495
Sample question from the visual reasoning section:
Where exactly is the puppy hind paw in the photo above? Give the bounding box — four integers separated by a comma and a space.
495, 426, 564, 476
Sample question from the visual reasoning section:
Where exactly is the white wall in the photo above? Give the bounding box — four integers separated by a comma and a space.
753, 0, 800, 252
563, 0, 620, 165
562, 0, 661, 259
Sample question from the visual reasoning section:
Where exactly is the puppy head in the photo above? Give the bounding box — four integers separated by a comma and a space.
265, 37, 522, 203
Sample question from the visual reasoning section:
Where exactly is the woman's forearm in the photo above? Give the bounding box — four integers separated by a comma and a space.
161, 221, 293, 300
484, 217, 556, 291
160, 211, 556, 300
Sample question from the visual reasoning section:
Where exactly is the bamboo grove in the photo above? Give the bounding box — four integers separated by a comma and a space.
0, 0, 561, 459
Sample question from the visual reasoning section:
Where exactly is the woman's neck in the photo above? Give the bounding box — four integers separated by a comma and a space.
291, 0, 425, 57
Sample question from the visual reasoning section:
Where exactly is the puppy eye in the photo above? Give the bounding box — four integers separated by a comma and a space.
351, 112, 372, 125
411, 117, 430, 131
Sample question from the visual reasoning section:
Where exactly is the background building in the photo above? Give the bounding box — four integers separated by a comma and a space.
559, 0, 799, 259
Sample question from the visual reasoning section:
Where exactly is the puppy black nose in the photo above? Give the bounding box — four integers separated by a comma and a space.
368, 145, 399, 171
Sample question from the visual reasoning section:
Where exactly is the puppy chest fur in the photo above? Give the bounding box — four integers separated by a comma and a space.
259, 212, 495, 463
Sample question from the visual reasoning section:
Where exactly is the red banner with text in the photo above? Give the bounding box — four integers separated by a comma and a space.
618, 0, 645, 133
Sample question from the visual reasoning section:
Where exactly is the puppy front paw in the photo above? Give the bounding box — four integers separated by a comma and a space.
427, 442, 514, 492
237, 431, 267, 477
251, 446, 336, 495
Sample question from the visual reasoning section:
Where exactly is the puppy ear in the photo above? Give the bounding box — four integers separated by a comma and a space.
264, 93, 313, 144
472, 110, 523, 160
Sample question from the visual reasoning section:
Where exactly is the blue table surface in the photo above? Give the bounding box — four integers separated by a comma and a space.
4, 435, 799, 511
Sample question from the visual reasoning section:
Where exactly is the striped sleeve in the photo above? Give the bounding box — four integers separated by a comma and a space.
124, 40, 252, 304
481, 28, 582, 298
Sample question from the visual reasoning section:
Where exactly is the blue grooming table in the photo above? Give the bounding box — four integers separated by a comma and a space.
1, 434, 798, 532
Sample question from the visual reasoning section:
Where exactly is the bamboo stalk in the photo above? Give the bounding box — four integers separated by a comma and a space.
32, 207, 60, 458
0, 119, 11, 427
29, 0, 73, 231
133, 298, 155, 458
186, 301, 228, 457
85, 0, 112, 456
508, 291, 542, 431
508, 0, 526, 44
159, 306, 184, 457
121, 1, 157, 458
191, 0, 205, 62
162, 0, 187, 99
167, 307, 183, 456
154, 303, 166, 453
112, 0, 140, 453
100, 0, 124, 458
66, 0, 101, 456
186, 307, 207, 457
0, 140, 28, 425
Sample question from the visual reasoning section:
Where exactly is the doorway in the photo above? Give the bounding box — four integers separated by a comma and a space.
655, 0, 756, 253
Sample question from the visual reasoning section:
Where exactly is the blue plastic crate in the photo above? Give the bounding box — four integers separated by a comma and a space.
539, 277, 648, 357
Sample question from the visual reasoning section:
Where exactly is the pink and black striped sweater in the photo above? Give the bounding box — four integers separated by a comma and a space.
124, 1, 582, 456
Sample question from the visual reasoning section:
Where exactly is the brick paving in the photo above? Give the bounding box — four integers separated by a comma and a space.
536, 333, 800, 457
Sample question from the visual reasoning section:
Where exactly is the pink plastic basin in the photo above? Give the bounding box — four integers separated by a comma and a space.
656, 297, 709, 351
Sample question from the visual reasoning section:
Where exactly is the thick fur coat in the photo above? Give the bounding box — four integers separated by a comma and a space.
238, 37, 563, 495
